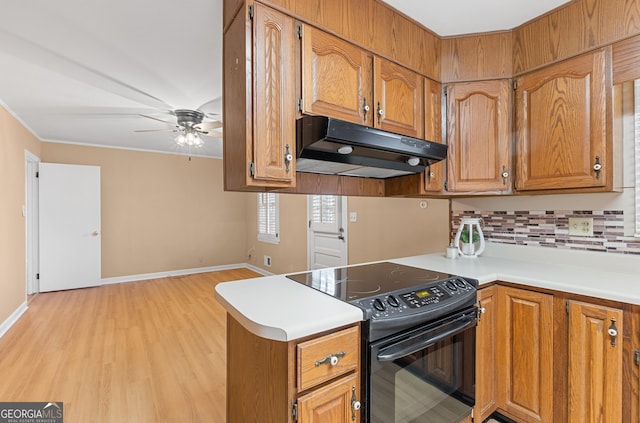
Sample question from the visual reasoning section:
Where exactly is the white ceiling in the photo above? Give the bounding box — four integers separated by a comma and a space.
0, 0, 570, 158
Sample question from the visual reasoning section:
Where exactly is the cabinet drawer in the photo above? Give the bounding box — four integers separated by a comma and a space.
297, 326, 359, 392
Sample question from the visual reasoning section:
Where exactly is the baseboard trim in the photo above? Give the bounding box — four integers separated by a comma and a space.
0, 301, 28, 339
99, 263, 273, 285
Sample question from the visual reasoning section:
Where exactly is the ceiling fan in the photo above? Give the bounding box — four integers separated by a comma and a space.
0, 28, 224, 153
135, 106, 223, 148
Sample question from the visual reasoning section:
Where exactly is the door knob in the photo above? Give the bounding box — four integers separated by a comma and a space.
92, 231, 99, 236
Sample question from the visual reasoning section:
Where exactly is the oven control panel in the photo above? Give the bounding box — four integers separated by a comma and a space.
359, 277, 475, 319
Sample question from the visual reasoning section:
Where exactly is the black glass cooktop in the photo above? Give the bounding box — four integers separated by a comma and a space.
286, 261, 455, 302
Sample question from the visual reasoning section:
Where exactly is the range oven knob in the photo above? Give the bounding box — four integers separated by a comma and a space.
387, 295, 400, 307
373, 298, 386, 311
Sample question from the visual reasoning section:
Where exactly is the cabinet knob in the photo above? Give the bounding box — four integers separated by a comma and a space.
608, 317, 618, 346
377, 102, 384, 125
362, 98, 370, 123
351, 386, 360, 420
593, 156, 602, 179
284, 144, 292, 173
501, 165, 509, 185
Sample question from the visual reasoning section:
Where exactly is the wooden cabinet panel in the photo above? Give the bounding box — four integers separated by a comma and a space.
497, 286, 553, 423
298, 373, 360, 423
446, 79, 512, 193
297, 326, 359, 392
373, 56, 424, 138
423, 78, 444, 192
223, 2, 296, 190
567, 301, 622, 423
515, 47, 612, 192
301, 25, 373, 125
476, 286, 498, 422
253, 3, 297, 182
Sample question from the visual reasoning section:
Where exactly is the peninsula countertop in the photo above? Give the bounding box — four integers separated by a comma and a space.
215, 243, 640, 342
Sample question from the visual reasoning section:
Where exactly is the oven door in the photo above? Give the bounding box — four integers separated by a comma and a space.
367, 308, 477, 423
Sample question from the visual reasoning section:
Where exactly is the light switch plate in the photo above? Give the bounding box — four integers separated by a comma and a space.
568, 217, 593, 236
350, 212, 357, 222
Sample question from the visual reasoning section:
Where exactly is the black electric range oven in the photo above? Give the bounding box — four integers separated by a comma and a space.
287, 261, 478, 423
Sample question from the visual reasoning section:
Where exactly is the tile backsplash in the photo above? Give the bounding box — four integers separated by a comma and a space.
451, 210, 640, 255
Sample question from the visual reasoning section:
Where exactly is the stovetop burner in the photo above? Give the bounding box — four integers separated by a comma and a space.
286, 261, 453, 302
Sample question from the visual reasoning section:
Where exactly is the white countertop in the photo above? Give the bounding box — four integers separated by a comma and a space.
215, 243, 640, 342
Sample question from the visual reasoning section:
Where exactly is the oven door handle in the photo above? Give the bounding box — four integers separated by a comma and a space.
376, 315, 476, 362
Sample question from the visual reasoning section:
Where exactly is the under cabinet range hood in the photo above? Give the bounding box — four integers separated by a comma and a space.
296, 115, 447, 179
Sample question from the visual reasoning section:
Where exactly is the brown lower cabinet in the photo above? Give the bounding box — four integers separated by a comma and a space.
226, 316, 361, 423
476, 284, 631, 423
496, 286, 554, 423
474, 286, 498, 422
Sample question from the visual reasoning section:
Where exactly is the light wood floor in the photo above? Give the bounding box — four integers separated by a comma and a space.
0, 268, 261, 422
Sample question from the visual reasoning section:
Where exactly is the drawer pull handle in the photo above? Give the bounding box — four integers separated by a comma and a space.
315, 351, 345, 367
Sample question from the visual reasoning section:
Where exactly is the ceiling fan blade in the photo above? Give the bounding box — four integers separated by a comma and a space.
139, 114, 177, 125
198, 97, 222, 115
134, 129, 176, 133
0, 29, 174, 111
35, 106, 169, 118
195, 121, 222, 131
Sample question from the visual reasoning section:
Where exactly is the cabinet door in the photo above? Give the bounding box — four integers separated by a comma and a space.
298, 373, 360, 423
445, 79, 512, 193
301, 25, 373, 125
373, 56, 424, 138
476, 286, 498, 422
252, 3, 297, 183
497, 286, 553, 423
567, 301, 622, 423
423, 78, 444, 192
223, 3, 296, 190
515, 47, 612, 191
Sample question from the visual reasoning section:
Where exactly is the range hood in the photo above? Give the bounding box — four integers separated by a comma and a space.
296, 116, 447, 179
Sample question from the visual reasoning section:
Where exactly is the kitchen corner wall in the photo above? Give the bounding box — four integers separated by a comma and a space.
451, 191, 640, 255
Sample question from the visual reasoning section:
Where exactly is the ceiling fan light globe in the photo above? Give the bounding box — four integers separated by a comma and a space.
175, 134, 186, 145
185, 131, 197, 145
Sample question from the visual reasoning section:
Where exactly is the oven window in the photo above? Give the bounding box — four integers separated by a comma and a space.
370, 329, 475, 423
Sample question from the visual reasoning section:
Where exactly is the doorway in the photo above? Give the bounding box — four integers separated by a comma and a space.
25, 150, 40, 294
307, 195, 348, 269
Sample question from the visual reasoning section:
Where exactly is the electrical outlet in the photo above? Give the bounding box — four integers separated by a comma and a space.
264, 255, 272, 267
350, 212, 358, 222
568, 217, 594, 237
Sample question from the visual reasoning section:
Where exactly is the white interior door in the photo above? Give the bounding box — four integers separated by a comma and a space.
39, 163, 101, 292
307, 195, 348, 269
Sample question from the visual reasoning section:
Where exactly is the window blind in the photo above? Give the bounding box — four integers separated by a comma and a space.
257, 192, 279, 243
311, 195, 337, 225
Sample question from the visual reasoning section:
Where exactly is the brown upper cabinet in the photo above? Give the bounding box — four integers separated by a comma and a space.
223, 2, 297, 191
514, 47, 613, 193
300, 24, 425, 140
301, 24, 373, 126
445, 79, 512, 194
